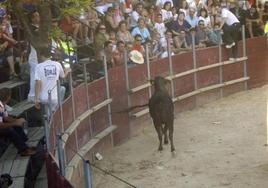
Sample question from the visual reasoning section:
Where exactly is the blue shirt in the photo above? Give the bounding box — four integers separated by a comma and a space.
131, 27, 151, 43
185, 15, 199, 28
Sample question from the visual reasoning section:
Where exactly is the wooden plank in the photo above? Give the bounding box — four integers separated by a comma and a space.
0, 80, 27, 90
0, 160, 14, 174
63, 99, 112, 145
10, 177, 24, 188
129, 82, 151, 94
132, 108, 149, 118
8, 100, 35, 117
224, 77, 249, 86
27, 127, 44, 142
197, 62, 222, 71
10, 157, 29, 177
0, 145, 17, 161
167, 69, 197, 80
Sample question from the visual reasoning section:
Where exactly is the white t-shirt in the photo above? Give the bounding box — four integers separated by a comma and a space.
27, 45, 38, 101
198, 16, 211, 27
221, 8, 239, 26
161, 9, 173, 22
129, 11, 140, 28
154, 22, 166, 38
34, 59, 65, 103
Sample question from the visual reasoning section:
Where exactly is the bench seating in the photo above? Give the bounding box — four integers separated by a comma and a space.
0, 127, 44, 188
8, 100, 35, 117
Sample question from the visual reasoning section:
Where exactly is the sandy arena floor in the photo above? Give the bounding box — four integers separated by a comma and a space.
92, 85, 268, 188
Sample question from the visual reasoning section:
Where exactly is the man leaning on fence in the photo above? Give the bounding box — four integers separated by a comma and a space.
34, 47, 71, 120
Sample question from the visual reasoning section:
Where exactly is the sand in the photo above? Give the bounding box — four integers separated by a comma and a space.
92, 85, 268, 188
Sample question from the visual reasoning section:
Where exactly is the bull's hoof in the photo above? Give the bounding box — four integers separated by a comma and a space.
158, 146, 163, 151
164, 139, 169, 144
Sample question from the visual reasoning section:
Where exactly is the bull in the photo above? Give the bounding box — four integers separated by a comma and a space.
149, 76, 175, 152
121, 76, 175, 152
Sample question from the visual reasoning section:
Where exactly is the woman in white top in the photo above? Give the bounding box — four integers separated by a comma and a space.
198, 8, 211, 28
161, 1, 173, 23
179, 0, 189, 16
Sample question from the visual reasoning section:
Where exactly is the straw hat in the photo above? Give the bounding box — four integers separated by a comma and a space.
129, 50, 144, 64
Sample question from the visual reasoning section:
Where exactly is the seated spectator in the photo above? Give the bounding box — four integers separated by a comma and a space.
113, 40, 125, 66
148, 30, 161, 60
131, 34, 145, 55
0, 88, 36, 157
120, 0, 133, 20
179, 0, 189, 17
104, 7, 118, 32
159, 29, 176, 58
131, 18, 151, 44
198, 8, 211, 28
195, 20, 208, 47
170, 11, 195, 47
86, 7, 100, 41
185, 7, 199, 28
147, 5, 157, 24
161, 1, 173, 24
171, 6, 178, 21
113, 3, 124, 27
154, 13, 167, 39
246, 5, 264, 38
59, 15, 81, 42
116, 20, 134, 43
108, 31, 117, 51
156, 0, 174, 8
103, 40, 115, 68
129, 3, 144, 30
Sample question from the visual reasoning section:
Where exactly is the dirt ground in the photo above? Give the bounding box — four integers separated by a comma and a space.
92, 86, 268, 188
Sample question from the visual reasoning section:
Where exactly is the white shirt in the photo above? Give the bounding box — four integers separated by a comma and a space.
27, 45, 38, 101
154, 22, 166, 38
161, 9, 173, 22
34, 59, 65, 103
221, 8, 239, 26
198, 16, 211, 27
156, 0, 174, 7
129, 11, 140, 28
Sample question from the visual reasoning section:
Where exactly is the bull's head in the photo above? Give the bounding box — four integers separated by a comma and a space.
149, 76, 170, 91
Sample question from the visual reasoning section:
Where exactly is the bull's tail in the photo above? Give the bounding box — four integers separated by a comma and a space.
113, 104, 148, 114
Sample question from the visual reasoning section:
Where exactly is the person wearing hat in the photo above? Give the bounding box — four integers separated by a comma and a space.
129, 50, 144, 65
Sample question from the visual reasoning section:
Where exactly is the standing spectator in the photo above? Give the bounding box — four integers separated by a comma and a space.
131, 18, 151, 44
94, 24, 109, 60
116, 20, 134, 43
103, 40, 115, 68
0, 88, 36, 156
214, 3, 241, 60
34, 47, 70, 117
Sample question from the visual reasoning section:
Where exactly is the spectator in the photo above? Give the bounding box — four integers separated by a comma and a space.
185, 7, 199, 28
104, 7, 118, 32
161, 1, 173, 24
113, 40, 125, 66
103, 40, 115, 68
261, 1, 268, 23
170, 11, 193, 47
156, 0, 174, 8
154, 14, 167, 39
116, 20, 134, 43
147, 5, 157, 24
34, 47, 70, 117
131, 17, 151, 44
179, 0, 189, 16
0, 20, 18, 80
171, 6, 179, 21
94, 24, 109, 60
199, 8, 211, 28
108, 31, 117, 51
214, 3, 241, 60
129, 3, 144, 30
113, 3, 124, 27
0, 88, 36, 157
246, 5, 263, 38
131, 34, 145, 55
160, 29, 176, 58
59, 15, 80, 42
195, 20, 208, 47
87, 7, 100, 41
121, 0, 133, 20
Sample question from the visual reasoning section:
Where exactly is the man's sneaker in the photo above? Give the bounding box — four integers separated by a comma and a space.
20, 148, 36, 156
225, 42, 235, 49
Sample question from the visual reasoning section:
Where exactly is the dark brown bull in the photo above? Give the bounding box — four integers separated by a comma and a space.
119, 76, 175, 152
149, 76, 175, 152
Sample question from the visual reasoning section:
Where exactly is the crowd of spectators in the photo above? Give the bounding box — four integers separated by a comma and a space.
0, 0, 268, 83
